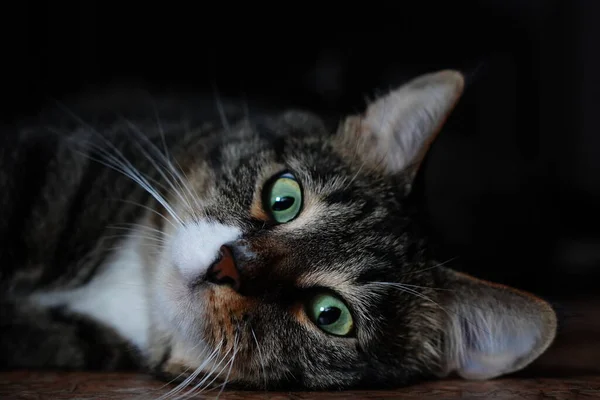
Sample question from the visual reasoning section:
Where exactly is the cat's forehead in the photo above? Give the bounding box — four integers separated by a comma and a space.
216, 121, 411, 280
264, 162, 405, 266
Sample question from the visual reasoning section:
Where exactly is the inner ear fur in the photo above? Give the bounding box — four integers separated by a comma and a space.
336, 69, 465, 187
438, 268, 558, 381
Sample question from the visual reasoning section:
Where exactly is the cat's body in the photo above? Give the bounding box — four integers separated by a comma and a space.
0, 71, 557, 392
0, 96, 245, 372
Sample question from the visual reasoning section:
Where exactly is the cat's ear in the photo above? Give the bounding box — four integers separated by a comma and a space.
338, 70, 464, 183
439, 269, 557, 380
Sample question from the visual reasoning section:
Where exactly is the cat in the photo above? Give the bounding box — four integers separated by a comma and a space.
0, 70, 557, 392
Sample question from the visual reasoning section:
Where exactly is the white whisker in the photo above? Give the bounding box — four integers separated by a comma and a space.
199, 334, 239, 399
157, 340, 223, 400
369, 281, 489, 337
107, 225, 172, 241
113, 198, 179, 231
148, 95, 170, 160
212, 83, 231, 133
51, 103, 186, 227
105, 244, 164, 253
178, 342, 234, 400
120, 119, 196, 217
109, 223, 173, 239
250, 326, 267, 390
102, 233, 167, 245
66, 137, 184, 227
120, 116, 204, 218
401, 258, 458, 276
215, 334, 239, 399
344, 160, 366, 191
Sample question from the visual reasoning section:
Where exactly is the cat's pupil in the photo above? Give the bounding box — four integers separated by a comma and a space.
317, 307, 341, 326
272, 196, 295, 211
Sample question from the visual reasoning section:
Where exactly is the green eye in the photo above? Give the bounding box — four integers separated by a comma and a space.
264, 172, 302, 223
307, 293, 354, 336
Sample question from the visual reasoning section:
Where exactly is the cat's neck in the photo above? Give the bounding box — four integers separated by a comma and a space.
31, 214, 158, 355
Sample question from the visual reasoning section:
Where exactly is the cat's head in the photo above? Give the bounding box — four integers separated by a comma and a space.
149, 70, 557, 390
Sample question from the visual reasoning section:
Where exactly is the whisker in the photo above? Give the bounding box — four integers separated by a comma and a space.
105, 244, 164, 253
106, 282, 148, 288
158, 341, 223, 400
69, 142, 170, 207
148, 94, 170, 161
401, 257, 458, 276
370, 282, 445, 308
82, 139, 175, 200
103, 235, 166, 245
250, 325, 268, 391
191, 330, 242, 397
120, 116, 204, 220
202, 338, 240, 394
157, 365, 192, 397
107, 225, 171, 241
50, 102, 185, 227
212, 82, 231, 132
344, 160, 366, 191
207, 334, 239, 399
102, 231, 167, 243
385, 282, 456, 292
145, 99, 206, 215
65, 134, 184, 227
368, 282, 490, 337
112, 198, 179, 231
120, 119, 196, 217
109, 223, 173, 239
178, 343, 234, 399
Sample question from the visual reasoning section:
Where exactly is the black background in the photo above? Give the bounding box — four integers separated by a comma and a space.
5, 0, 600, 298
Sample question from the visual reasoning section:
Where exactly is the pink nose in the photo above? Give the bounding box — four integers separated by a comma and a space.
206, 245, 241, 292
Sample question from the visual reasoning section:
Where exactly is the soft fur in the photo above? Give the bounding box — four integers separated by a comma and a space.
0, 70, 557, 391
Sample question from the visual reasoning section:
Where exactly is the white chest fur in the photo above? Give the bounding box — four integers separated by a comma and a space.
32, 234, 151, 352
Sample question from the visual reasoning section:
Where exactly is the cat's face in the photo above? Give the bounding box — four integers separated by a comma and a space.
150, 71, 557, 390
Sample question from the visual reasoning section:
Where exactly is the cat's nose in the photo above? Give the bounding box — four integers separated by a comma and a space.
206, 245, 241, 292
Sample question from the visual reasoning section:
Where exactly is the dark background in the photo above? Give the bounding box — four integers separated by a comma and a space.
5, 1, 600, 298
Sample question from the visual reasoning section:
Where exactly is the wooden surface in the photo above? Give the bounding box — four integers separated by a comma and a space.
1, 371, 600, 399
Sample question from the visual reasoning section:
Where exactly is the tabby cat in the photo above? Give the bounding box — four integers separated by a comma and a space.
0, 70, 557, 392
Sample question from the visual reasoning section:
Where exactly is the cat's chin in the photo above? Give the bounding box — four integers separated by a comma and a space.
152, 281, 253, 387
153, 261, 241, 345
160, 332, 229, 386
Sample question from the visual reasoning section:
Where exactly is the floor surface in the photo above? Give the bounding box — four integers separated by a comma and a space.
1, 371, 600, 399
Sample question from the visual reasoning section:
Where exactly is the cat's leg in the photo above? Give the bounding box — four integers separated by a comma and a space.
0, 301, 141, 370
